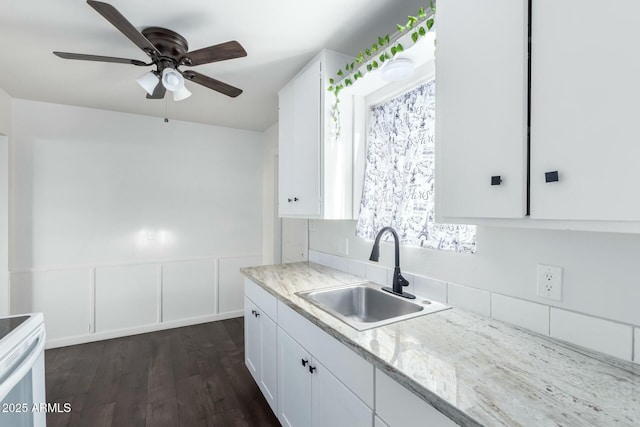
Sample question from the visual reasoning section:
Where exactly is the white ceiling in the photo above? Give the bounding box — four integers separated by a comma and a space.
0, 0, 427, 131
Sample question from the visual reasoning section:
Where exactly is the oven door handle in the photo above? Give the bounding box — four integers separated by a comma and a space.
0, 325, 46, 402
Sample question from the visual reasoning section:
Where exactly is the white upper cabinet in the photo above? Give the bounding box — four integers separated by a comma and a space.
435, 0, 529, 219
278, 49, 353, 219
530, 0, 640, 220
437, 0, 640, 229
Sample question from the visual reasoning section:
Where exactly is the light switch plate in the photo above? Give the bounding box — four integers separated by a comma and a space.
537, 264, 563, 301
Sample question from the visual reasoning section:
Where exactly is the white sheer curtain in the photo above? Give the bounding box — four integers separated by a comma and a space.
355, 80, 476, 253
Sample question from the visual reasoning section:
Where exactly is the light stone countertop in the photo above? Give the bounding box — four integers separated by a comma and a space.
240, 262, 640, 427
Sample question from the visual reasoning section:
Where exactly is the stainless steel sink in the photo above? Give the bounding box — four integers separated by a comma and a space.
297, 283, 450, 331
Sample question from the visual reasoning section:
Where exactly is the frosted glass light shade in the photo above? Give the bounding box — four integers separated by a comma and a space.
173, 86, 192, 101
381, 58, 414, 82
162, 68, 185, 92
136, 71, 159, 95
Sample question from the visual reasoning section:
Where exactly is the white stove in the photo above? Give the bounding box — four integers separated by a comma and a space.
0, 313, 46, 427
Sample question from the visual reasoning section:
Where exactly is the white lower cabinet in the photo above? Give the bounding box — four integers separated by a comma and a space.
243, 278, 457, 427
375, 369, 458, 427
278, 326, 372, 427
244, 297, 278, 414
311, 356, 372, 427
277, 327, 312, 426
244, 282, 278, 414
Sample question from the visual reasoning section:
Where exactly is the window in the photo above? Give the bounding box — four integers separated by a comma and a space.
355, 80, 476, 253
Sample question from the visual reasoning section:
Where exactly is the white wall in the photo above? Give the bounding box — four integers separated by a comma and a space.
11, 100, 262, 268
10, 99, 264, 345
0, 88, 11, 316
262, 123, 279, 264
310, 221, 640, 361
0, 136, 8, 317
0, 88, 11, 135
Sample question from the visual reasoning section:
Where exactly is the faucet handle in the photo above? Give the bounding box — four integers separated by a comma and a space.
398, 274, 410, 287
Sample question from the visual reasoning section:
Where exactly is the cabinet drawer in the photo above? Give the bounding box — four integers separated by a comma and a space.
375, 369, 457, 427
244, 278, 277, 320
278, 301, 374, 407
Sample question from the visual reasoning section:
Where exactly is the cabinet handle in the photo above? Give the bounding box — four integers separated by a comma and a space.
254, 311, 260, 318
301, 359, 309, 367
294, 197, 299, 202
287, 198, 292, 203
308, 365, 316, 374
251, 309, 256, 316
545, 171, 559, 183
491, 175, 502, 186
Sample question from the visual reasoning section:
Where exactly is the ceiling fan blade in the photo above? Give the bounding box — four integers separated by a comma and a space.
87, 0, 160, 56
53, 51, 148, 66
182, 71, 243, 98
180, 41, 247, 66
146, 81, 167, 99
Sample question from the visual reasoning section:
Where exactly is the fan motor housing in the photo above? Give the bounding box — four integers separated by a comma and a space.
141, 27, 189, 58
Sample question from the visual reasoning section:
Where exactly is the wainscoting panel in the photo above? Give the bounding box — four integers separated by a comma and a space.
11, 254, 259, 347
95, 263, 160, 333
162, 258, 217, 322
10, 269, 91, 340
218, 255, 262, 313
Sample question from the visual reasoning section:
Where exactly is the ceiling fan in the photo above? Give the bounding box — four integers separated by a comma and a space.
53, 0, 247, 101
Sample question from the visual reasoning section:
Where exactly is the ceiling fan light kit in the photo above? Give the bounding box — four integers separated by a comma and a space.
136, 71, 159, 95
54, 0, 247, 101
161, 68, 184, 92
172, 86, 192, 102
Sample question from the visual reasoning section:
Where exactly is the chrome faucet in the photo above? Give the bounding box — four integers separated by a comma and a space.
369, 226, 415, 299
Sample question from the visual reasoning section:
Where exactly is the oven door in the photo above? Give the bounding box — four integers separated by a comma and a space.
0, 323, 46, 427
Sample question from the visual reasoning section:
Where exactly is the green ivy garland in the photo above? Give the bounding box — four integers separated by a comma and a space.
327, 1, 435, 99
326, 1, 435, 138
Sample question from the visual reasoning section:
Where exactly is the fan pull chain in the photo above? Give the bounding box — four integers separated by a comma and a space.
164, 96, 169, 123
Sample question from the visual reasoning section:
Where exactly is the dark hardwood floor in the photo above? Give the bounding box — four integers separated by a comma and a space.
45, 318, 280, 427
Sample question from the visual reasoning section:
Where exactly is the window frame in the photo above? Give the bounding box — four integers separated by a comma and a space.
352, 62, 476, 253
352, 61, 435, 220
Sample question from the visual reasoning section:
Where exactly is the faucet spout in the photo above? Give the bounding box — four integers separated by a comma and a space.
369, 226, 416, 299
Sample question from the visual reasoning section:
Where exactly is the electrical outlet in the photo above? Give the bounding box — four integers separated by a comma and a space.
536, 264, 563, 301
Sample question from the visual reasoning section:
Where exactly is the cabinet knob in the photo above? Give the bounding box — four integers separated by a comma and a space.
251, 309, 256, 316
287, 198, 292, 203
294, 197, 299, 202
301, 359, 309, 367
491, 176, 502, 186
254, 311, 260, 318
308, 365, 316, 374
545, 171, 559, 183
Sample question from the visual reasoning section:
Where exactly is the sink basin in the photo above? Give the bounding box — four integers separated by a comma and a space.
297, 283, 450, 331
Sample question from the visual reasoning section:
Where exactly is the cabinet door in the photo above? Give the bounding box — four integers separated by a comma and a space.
279, 82, 297, 216
259, 312, 278, 414
292, 59, 322, 216
245, 295, 278, 414
244, 297, 260, 382
435, 0, 528, 219
530, 0, 640, 220
375, 369, 457, 427
278, 327, 312, 427
311, 358, 372, 427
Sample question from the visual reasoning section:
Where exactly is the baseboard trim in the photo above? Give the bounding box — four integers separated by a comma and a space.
45, 310, 244, 349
